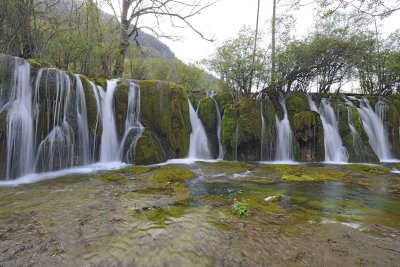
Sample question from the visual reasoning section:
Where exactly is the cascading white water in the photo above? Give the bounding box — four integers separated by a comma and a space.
74, 74, 90, 165
307, 95, 348, 163
275, 96, 293, 161
34, 69, 75, 172
99, 79, 120, 162
358, 98, 392, 161
206, 90, 224, 159
119, 82, 144, 162
188, 101, 212, 159
4, 59, 34, 179
346, 106, 363, 160
88, 81, 102, 162
1, 56, 148, 181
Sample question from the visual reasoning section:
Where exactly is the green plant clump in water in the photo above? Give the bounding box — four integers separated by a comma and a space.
232, 200, 252, 218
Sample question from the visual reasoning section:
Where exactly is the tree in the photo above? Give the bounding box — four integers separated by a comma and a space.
207, 26, 268, 96
0, 0, 61, 59
105, 0, 217, 78
318, 0, 400, 18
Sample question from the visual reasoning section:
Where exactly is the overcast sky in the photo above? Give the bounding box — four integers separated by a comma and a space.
102, 0, 400, 63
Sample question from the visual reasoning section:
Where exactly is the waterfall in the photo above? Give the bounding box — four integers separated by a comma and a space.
4, 59, 34, 179
119, 82, 144, 162
1, 56, 149, 180
275, 96, 293, 161
74, 74, 90, 165
344, 98, 363, 160
358, 98, 392, 161
306, 95, 348, 163
34, 69, 75, 172
347, 107, 363, 160
188, 101, 212, 159
99, 79, 120, 162
206, 90, 224, 159
88, 81, 102, 162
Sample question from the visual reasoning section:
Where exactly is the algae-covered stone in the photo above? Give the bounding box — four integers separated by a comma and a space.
286, 92, 310, 119
135, 130, 163, 165
214, 91, 233, 113
384, 102, 400, 158
260, 97, 277, 161
198, 96, 218, 158
237, 97, 261, 161
221, 97, 262, 161
137, 80, 190, 163
221, 104, 239, 160
292, 111, 324, 161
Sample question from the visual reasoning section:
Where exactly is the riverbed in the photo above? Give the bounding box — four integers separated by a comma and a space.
1, 162, 399, 266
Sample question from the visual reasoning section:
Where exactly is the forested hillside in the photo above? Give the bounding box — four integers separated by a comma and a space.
0, 0, 214, 92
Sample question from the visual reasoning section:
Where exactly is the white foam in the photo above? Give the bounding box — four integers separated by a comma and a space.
0, 162, 128, 186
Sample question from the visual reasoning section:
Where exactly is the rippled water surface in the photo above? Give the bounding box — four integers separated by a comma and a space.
1, 162, 399, 266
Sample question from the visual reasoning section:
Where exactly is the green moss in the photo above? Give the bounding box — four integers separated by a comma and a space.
292, 111, 315, 136
200, 161, 256, 175
136, 165, 194, 202
78, 75, 100, 134
347, 164, 390, 175
139, 204, 188, 224
286, 92, 310, 119
115, 166, 151, 175
138, 80, 190, 160
90, 77, 107, 88
135, 130, 163, 165
214, 91, 233, 112
198, 97, 218, 157
27, 58, 42, 69
264, 164, 346, 182
151, 165, 195, 183
221, 104, 239, 148
101, 173, 126, 182
115, 80, 129, 137
238, 97, 261, 143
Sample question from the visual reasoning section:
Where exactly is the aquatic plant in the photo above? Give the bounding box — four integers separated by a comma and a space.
232, 200, 252, 218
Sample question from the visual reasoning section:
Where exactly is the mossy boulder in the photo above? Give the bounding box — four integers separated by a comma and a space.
198, 96, 219, 158
292, 111, 324, 161
383, 100, 400, 158
236, 97, 261, 161
221, 104, 239, 160
286, 92, 315, 161
221, 97, 263, 161
260, 97, 277, 161
136, 80, 190, 163
286, 92, 310, 119
135, 129, 163, 165
214, 91, 233, 113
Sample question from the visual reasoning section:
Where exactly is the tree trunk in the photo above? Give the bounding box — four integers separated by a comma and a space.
271, 0, 277, 89
113, 22, 130, 78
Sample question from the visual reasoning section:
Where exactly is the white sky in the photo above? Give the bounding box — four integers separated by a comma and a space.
101, 0, 400, 63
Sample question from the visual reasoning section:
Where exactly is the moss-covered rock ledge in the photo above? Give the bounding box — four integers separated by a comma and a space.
134, 80, 191, 164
